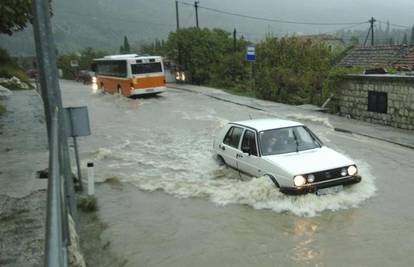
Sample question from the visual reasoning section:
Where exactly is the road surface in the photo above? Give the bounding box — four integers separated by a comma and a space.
61, 80, 414, 267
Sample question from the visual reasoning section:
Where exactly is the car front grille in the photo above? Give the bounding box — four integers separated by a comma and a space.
312, 167, 347, 183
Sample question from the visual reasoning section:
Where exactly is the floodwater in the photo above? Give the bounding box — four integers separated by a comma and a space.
61, 80, 414, 267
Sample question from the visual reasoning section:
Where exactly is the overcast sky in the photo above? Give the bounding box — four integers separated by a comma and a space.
172, 0, 414, 37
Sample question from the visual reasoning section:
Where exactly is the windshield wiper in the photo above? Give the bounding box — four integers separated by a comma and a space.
292, 130, 299, 153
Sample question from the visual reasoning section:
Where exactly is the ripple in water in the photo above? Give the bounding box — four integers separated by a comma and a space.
88, 112, 376, 217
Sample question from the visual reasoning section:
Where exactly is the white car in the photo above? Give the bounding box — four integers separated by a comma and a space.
213, 119, 361, 195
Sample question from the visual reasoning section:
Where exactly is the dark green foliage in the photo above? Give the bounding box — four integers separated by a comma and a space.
0, 47, 31, 88
0, 0, 52, 35
119, 36, 130, 54
0, 0, 32, 35
254, 37, 335, 105
165, 27, 250, 87
57, 47, 106, 79
163, 28, 347, 105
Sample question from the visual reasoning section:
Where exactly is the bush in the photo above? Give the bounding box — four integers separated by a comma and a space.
254, 37, 336, 105
0, 47, 32, 89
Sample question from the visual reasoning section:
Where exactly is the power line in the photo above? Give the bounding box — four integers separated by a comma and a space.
178, 1, 368, 26
377, 20, 412, 29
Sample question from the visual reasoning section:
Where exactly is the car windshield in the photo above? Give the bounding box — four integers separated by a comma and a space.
259, 126, 321, 156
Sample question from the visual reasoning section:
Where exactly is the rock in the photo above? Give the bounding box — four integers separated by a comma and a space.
0, 85, 12, 97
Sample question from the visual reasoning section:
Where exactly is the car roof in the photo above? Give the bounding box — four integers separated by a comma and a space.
231, 119, 303, 132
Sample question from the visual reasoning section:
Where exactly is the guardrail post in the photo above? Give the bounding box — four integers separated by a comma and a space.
45, 109, 67, 266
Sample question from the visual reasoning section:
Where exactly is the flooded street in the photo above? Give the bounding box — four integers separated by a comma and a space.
61, 80, 414, 267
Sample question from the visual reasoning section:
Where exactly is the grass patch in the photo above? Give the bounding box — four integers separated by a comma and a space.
0, 105, 5, 116
0, 48, 32, 90
77, 195, 98, 212
78, 208, 128, 267
221, 86, 256, 98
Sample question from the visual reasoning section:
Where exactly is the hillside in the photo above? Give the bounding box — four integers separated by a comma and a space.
1, 0, 413, 56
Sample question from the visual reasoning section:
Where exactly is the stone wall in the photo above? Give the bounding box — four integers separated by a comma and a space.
338, 74, 414, 130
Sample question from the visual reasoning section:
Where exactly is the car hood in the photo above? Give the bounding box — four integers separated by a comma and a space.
262, 146, 355, 175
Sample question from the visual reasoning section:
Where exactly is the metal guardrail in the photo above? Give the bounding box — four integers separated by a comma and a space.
32, 1, 79, 265
45, 108, 69, 267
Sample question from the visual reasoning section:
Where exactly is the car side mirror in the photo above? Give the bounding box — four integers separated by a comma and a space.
242, 146, 251, 155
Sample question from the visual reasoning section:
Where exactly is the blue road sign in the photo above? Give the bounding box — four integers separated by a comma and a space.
246, 46, 256, 62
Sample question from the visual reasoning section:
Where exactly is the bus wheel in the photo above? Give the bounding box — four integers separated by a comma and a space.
117, 86, 122, 97
100, 83, 104, 91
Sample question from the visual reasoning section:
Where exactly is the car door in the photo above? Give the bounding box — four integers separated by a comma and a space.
219, 126, 244, 169
237, 129, 263, 177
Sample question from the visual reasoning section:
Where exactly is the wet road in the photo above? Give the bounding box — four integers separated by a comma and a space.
61, 80, 414, 267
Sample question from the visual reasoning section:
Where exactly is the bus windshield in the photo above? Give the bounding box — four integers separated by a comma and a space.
131, 62, 162, 74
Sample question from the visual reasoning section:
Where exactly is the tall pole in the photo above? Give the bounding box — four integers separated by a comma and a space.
32, 0, 77, 223
370, 17, 376, 46
195, 1, 199, 28
232, 28, 237, 81
175, 0, 180, 31
233, 28, 237, 52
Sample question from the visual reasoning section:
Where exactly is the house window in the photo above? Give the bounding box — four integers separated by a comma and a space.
368, 91, 387, 113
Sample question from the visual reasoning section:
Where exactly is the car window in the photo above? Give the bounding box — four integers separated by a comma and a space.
294, 126, 321, 150
223, 126, 244, 149
241, 130, 258, 156
259, 126, 320, 155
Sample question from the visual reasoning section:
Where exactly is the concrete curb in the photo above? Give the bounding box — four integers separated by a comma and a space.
169, 84, 414, 150
334, 128, 414, 150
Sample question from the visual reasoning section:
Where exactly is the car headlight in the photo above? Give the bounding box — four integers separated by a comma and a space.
347, 165, 358, 176
293, 175, 307, 187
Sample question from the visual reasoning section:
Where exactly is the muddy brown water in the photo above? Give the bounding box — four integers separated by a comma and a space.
61, 80, 414, 267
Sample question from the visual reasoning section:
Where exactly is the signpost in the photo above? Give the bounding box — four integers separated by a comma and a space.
246, 46, 256, 90
246, 46, 256, 62
65, 106, 91, 191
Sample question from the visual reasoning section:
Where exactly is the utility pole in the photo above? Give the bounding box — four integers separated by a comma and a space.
370, 17, 376, 46
364, 17, 376, 47
175, 0, 180, 31
233, 28, 237, 52
194, 1, 199, 28
232, 28, 237, 81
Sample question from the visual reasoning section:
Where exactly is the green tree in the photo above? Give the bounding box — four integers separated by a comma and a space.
120, 36, 130, 54
350, 36, 359, 45
165, 28, 241, 84
410, 25, 414, 46
254, 37, 336, 105
0, 0, 52, 35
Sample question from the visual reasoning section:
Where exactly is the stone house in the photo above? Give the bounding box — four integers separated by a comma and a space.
338, 75, 414, 130
336, 46, 414, 130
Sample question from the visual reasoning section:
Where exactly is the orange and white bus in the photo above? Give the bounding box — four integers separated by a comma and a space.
92, 54, 166, 97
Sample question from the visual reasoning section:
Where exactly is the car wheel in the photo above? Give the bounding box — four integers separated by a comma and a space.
216, 155, 226, 166
264, 174, 280, 188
